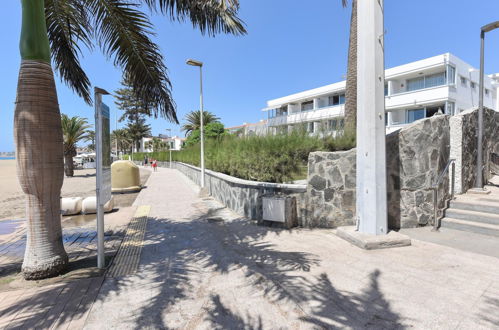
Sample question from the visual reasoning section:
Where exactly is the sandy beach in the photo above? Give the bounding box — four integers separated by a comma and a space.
0, 159, 150, 220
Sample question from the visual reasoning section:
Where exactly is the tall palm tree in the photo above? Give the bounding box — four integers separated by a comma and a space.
181, 110, 220, 136
342, 0, 357, 132
61, 114, 91, 177
112, 128, 133, 155
15, 0, 246, 280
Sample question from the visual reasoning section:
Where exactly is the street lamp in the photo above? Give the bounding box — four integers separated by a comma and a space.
474, 21, 499, 190
186, 59, 205, 188
166, 128, 172, 168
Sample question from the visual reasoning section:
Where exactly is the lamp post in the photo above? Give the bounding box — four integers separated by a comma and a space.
186, 59, 205, 188
166, 128, 172, 168
475, 21, 499, 190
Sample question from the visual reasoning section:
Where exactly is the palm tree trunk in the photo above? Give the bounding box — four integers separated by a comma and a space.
344, 0, 357, 132
15, 0, 68, 280
64, 153, 74, 177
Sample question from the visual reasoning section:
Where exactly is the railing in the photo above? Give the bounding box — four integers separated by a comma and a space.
432, 158, 456, 231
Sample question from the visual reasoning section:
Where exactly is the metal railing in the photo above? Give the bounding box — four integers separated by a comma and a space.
432, 158, 456, 231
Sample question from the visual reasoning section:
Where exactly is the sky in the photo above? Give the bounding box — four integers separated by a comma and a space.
1, 0, 499, 152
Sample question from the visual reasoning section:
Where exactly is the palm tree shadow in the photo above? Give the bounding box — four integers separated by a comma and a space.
205, 294, 263, 330
477, 296, 499, 327
127, 213, 320, 329
0, 207, 404, 329
300, 270, 406, 329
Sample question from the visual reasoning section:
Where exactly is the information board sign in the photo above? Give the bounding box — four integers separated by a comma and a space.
99, 102, 112, 203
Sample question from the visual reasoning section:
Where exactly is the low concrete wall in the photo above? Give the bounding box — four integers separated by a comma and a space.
450, 107, 499, 194
155, 161, 306, 221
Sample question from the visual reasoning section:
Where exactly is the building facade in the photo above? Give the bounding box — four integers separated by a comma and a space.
263, 53, 499, 134
226, 120, 268, 137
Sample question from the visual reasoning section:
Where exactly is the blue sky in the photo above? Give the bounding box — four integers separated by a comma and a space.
1, 0, 499, 152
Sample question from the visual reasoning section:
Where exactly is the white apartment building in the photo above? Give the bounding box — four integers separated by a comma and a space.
263, 53, 499, 134
139, 135, 185, 153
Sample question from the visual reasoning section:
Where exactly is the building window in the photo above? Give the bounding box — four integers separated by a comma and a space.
471, 81, 476, 89
446, 101, 455, 115
328, 94, 346, 106
460, 76, 467, 86
485, 89, 490, 96
406, 77, 425, 91
406, 71, 447, 92
447, 65, 456, 85
384, 84, 389, 96
407, 108, 425, 123
339, 118, 344, 128
301, 101, 314, 111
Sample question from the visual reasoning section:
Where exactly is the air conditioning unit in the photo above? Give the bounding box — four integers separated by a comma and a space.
262, 195, 297, 229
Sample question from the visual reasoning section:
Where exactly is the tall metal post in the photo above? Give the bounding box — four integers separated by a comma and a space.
199, 66, 205, 188
94, 92, 105, 269
476, 30, 485, 189
166, 128, 172, 168
356, 0, 388, 235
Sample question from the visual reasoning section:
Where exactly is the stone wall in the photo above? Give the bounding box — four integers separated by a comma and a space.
386, 114, 450, 228
450, 107, 499, 194
301, 149, 356, 228
156, 161, 306, 221
301, 114, 450, 229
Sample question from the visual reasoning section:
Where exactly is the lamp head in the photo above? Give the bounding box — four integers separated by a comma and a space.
482, 21, 499, 33
186, 59, 203, 67
94, 87, 110, 95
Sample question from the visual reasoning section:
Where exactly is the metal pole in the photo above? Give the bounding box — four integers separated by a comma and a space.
94, 92, 105, 269
476, 30, 485, 189
199, 66, 205, 188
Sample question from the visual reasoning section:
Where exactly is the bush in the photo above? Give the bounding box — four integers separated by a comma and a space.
128, 131, 355, 183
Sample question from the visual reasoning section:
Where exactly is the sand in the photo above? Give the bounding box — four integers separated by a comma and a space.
0, 160, 150, 220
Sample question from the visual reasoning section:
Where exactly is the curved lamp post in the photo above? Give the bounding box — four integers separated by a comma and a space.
475, 21, 499, 190
186, 59, 205, 188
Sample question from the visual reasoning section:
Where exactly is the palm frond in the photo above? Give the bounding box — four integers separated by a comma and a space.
87, 0, 177, 122
141, 0, 247, 36
45, 0, 93, 104
342, 0, 348, 8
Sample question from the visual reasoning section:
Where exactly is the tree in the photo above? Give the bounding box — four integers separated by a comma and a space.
61, 114, 91, 177
185, 122, 227, 147
343, 0, 357, 132
86, 129, 95, 152
126, 119, 151, 152
112, 128, 133, 155
181, 110, 220, 136
15, 0, 246, 280
115, 79, 151, 123
146, 137, 168, 152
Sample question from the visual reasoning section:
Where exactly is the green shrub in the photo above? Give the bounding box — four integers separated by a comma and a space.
128, 131, 355, 183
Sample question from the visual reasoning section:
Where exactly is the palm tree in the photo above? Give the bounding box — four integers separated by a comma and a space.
112, 128, 133, 155
342, 0, 357, 132
15, 0, 246, 280
181, 110, 220, 136
61, 114, 91, 177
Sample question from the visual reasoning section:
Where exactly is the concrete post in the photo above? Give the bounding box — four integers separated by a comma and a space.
356, 0, 388, 235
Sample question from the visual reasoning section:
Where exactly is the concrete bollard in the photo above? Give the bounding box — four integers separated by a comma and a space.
81, 196, 115, 214
61, 197, 83, 216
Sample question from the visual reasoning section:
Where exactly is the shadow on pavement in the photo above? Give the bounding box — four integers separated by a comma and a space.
1, 206, 404, 329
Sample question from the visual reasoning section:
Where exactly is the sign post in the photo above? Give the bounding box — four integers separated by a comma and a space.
95, 87, 111, 269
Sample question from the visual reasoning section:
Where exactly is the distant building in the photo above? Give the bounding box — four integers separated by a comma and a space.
226, 120, 268, 137
138, 135, 185, 153
263, 53, 499, 134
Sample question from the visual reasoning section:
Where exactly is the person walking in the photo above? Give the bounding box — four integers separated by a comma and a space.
152, 159, 158, 172
144, 155, 149, 167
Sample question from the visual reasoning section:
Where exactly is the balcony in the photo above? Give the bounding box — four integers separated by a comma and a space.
385, 85, 450, 110
268, 105, 344, 127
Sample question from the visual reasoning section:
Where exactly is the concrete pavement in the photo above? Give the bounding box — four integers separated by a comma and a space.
1, 166, 499, 329
86, 167, 499, 329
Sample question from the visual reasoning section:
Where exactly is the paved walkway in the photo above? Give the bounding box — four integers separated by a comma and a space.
1, 167, 499, 329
